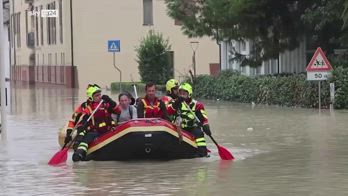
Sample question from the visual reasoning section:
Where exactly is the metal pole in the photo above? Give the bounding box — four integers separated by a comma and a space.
113, 52, 122, 92
318, 81, 321, 113
190, 41, 199, 78
0, 0, 8, 139
70, 0, 75, 88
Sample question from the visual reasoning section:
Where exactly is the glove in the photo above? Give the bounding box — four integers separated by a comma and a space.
101, 95, 111, 102
202, 124, 212, 136
130, 97, 136, 105
64, 129, 73, 144
102, 95, 116, 108
177, 96, 185, 103
172, 96, 185, 110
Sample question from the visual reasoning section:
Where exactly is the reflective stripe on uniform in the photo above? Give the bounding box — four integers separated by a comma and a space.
180, 100, 199, 129
77, 142, 89, 152
98, 122, 107, 128
195, 138, 206, 147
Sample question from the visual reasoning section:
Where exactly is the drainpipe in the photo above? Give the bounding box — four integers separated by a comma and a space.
70, 0, 74, 88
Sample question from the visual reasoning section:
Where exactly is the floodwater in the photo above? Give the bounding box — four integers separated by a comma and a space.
1, 84, 348, 195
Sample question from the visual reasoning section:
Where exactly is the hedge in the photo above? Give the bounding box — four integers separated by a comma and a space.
110, 82, 165, 94
193, 68, 348, 109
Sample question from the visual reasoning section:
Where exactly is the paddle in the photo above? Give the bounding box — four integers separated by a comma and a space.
182, 102, 234, 160
48, 100, 104, 165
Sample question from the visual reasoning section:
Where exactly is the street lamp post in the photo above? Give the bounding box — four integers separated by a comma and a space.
190, 41, 199, 78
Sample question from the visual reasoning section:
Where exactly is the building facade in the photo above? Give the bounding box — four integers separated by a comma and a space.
9, 0, 219, 88
220, 39, 307, 76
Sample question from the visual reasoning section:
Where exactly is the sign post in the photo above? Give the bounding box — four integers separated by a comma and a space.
306, 47, 333, 112
108, 40, 122, 92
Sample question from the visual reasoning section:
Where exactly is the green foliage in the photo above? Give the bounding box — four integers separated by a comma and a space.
110, 82, 165, 93
165, 0, 313, 66
331, 67, 348, 109
136, 30, 173, 84
194, 69, 348, 109
302, 0, 347, 53
165, 0, 348, 66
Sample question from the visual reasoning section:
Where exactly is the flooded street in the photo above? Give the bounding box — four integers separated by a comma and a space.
1, 84, 348, 195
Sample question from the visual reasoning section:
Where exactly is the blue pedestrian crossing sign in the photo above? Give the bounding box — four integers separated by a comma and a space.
108, 40, 120, 52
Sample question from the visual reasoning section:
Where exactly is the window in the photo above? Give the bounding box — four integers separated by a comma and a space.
55, 53, 57, 65
47, 2, 57, 45
47, 4, 51, 45
52, 2, 57, 44
59, 0, 63, 43
17, 13, 21, 48
48, 53, 52, 66
61, 52, 65, 65
25, 10, 28, 46
40, 5, 44, 45
35, 7, 39, 46
11, 15, 14, 48
143, 0, 153, 26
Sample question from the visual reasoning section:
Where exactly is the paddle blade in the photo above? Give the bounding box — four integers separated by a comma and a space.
48, 148, 69, 165
217, 145, 234, 160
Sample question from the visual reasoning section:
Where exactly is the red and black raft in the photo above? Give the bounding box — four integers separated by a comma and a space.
70, 118, 202, 160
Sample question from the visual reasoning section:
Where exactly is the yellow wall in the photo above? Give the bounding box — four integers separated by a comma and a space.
73, 0, 218, 88
12, 0, 219, 88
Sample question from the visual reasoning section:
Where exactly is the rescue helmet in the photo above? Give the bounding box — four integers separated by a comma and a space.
179, 82, 192, 97
166, 79, 179, 92
86, 84, 101, 100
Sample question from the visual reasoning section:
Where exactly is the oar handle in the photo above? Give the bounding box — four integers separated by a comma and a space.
132, 84, 138, 100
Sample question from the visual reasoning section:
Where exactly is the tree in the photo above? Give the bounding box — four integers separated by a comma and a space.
165, 0, 347, 67
136, 30, 173, 84
302, 0, 347, 53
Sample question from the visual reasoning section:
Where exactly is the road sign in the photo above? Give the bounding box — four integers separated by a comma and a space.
306, 47, 333, 71
108, 40, 120, 52
307, 71, 331, 81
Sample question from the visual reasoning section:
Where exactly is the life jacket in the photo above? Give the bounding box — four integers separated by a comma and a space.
161, 95, 173, 106
68, 102, 87, 129
177, 100, 200, 130
85, 101, 116, 134
141, 98, 163, 118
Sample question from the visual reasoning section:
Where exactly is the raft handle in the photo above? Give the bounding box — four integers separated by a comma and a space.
145, 148, 151, 154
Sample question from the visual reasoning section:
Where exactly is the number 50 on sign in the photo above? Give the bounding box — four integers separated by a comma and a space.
307, 71, 331, 81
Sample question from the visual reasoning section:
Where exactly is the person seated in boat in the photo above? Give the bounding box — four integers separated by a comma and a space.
72, 84, 118, 162
137, 83, 170, 121
63, 101, 88, 147
112, 92, 137, 124
161, 79, 179, 106
167, 82, 211, 157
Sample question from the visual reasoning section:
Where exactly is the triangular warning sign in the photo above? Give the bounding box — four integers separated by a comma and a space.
110, 42, 118, 50
306, 47, 333, 71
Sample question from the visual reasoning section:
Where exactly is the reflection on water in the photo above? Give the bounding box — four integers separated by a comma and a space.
1, 84, 348, 195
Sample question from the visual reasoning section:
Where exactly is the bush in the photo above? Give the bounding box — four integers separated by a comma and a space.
331, 67, 348, 109
194, 67, 348, 109
136, 30, 173, 84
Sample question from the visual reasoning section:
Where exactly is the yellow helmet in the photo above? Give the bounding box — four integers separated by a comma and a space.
166, 79, 179, 92
179, 82, 192, 96
86, 84, 101, 100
